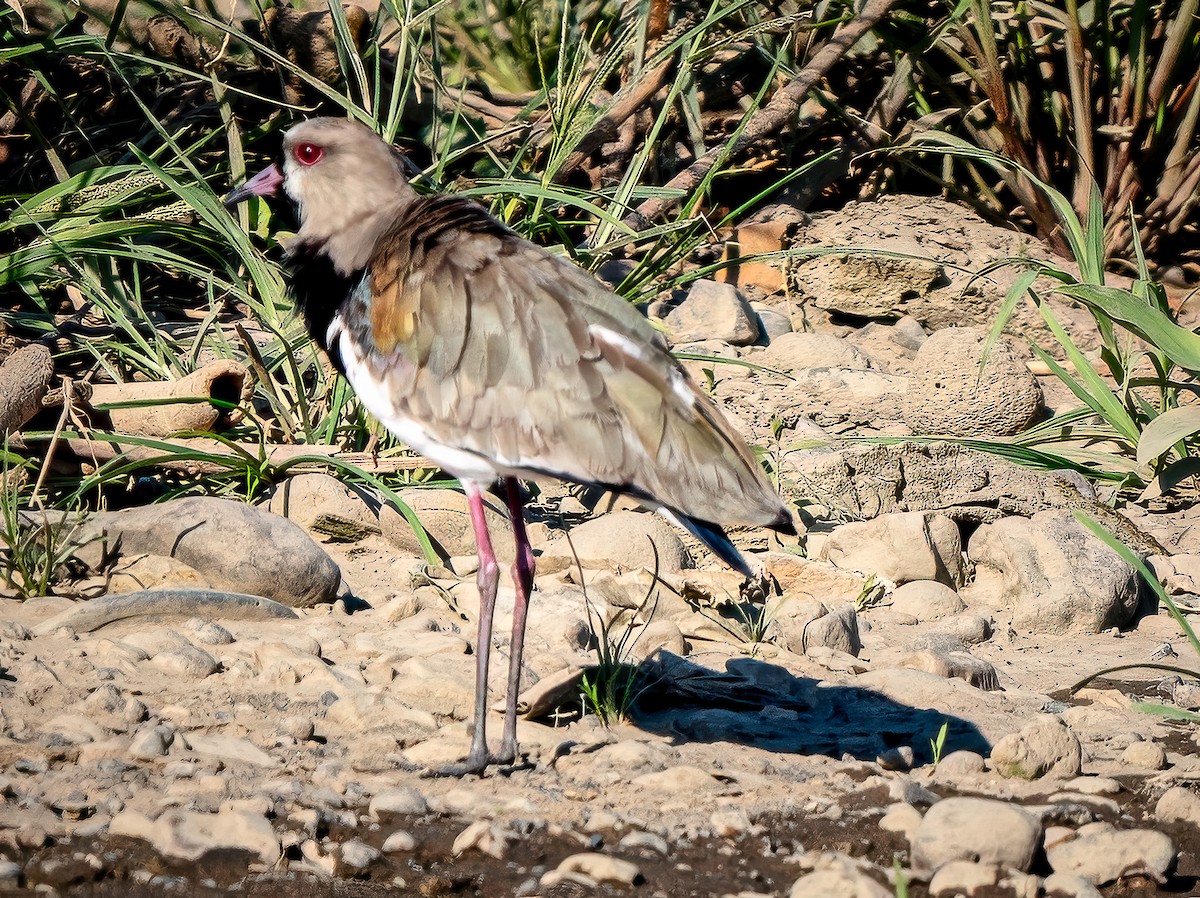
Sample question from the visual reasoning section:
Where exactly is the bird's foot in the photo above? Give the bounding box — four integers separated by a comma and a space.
422, 751, 495, 778
421, 746, 531, 778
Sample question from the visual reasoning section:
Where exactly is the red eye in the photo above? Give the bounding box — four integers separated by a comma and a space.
294, 143, 324, 166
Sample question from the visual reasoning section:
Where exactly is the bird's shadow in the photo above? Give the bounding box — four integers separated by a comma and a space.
622, 651, 989, 764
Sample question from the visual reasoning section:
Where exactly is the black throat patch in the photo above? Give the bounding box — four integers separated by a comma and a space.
283, 242, 364, 375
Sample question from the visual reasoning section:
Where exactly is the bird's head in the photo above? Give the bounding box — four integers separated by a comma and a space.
225, 117, 416, 271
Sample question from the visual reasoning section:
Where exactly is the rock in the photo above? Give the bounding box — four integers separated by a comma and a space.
547, 510, 692, 573
631, 766, 723, 792
337, 838, 380, 873
928, 613, 993, 645
802, 606, 862, 656
753, 305, 792, 341
40, 713, 106, 745
1041, 873, 1104, 898
0, 859, 20, 889
934, 751, 986, 778
927, 860, 1000, 896
990, 716, 1081, 781
266, 472, 378, 533
1119, 739, 1167, 770
878, 803, 922, 841
890, 581, 965, 621
789, 853, 892, 898
911, 797, 1041, 873
110, 809, 280, 866
901, 327, 1041, 436
618, 831, 670, 854
34, 590, 298, 636
107, 554, 211, 594
797, 252, 946, 320
901, 649, 1000, 690
382, 830, 418, 853
755, 332, 872, 372
845, 319, 926, 371
823, 512, 964, 587
451, 820, 511, 859
877, 746, 914, 771
718, 215, 804, 293
627, 620, 687, 663
710, 807, 755, 838
128, 725, 173, 760
554, 853, 643, 886
756, 367, 907, 430
151, 645, 219, 679
1045, 825, 1175, 885
1146, 552, 1200, 595
369, 788, 429, 820
1155, 786, 1200, 826
186, 734, 277, 768
184, 619, 234, 646
381, 487, 514, 562
666, 280, 759, 346
77, 498, 341, 607
966, 511, 1140, 634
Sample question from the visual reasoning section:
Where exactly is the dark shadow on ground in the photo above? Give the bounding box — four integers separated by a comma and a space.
627, 652, 990, 765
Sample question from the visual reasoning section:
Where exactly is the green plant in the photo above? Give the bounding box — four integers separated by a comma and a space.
576, 539, 660, 726
892, 856, 909, 898
929, 720, 949, 768
893, 135, 1200, 490
855, 573, 887, 612
1069, 510, 1200, 722
0, 499, 98, 599
579, 595, 653, 726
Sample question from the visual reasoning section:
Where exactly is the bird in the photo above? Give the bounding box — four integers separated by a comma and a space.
225, 117, 795, 775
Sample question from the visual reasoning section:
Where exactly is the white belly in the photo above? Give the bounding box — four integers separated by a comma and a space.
337, 324, 501, 486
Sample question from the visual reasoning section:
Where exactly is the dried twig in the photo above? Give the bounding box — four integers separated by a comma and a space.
623, 0, 899, 230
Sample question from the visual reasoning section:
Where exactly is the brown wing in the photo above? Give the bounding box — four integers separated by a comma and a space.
358, 195, 786, 528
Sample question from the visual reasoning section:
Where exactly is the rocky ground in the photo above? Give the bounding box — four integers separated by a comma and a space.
4, 195, 1200, 897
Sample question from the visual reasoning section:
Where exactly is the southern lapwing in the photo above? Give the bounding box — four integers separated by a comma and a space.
225, 117, 795, 775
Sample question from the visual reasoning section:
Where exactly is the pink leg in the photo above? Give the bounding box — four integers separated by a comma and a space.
454, 481, 500, 774
498, 477, 535, 763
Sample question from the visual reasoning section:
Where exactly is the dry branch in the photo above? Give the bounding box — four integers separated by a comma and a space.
0, 344, 54, 434
623, 0, 899, 230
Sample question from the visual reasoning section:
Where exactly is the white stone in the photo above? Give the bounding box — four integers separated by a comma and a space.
824, 512, 964, 587
1046, 828, 1175, 885
911, 797, 1041, 873
990, 715, 1081, 781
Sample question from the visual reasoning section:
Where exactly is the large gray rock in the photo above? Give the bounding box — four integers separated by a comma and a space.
966, 510, 1140, 634
823, 511, 964, 587
989, 715, 1081, 781
901, 327, 1041, 436
910, 797, 1042, 873
79, 498, 341, 607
